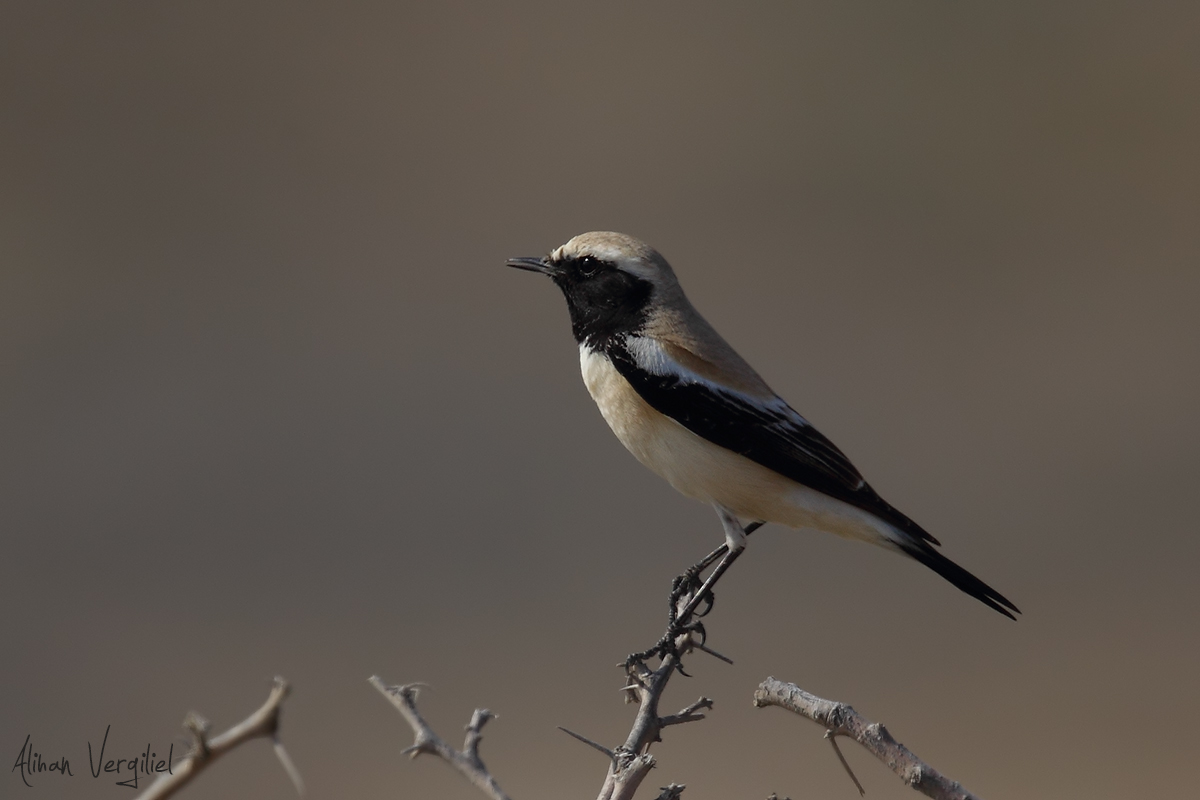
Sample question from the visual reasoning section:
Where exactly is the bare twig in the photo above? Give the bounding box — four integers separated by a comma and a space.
659, 697, 713, 728
753, 678, 983, 800
134, 677, 301, 800
369, 676, 510, 800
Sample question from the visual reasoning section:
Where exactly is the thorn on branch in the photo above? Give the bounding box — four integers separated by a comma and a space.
273, 736, 305, 795
825, 730, 865, 796
692, 641, 733, 665
557, 726, 617, 764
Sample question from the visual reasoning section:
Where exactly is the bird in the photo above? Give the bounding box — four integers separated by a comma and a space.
507, 231, 1018, 619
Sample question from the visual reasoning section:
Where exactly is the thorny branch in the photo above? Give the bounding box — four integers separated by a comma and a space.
133, 677, 303, 800
753, 677, 984, 800
370, 524, 994, 800
587, 532, 753, 800
369, 677, 511, 800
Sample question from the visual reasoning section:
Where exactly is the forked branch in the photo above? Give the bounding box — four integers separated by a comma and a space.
369, 676, 510, 800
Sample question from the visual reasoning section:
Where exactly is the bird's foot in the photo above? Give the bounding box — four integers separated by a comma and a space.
624, 636, 669, 672
623, 618, 707, 676
620, 559, 715, 669
669, 562, 714, 624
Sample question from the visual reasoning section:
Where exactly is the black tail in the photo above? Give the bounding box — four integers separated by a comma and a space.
899, 541, 1020, 620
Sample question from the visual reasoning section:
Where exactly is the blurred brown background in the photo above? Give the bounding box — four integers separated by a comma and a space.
2, 2, 1197, 798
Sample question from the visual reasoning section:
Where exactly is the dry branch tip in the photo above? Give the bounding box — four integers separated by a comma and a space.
133, 676, 297, 800
754, 677, 983, 800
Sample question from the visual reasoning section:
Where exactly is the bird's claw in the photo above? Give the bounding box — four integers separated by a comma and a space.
668, 564, 716, 624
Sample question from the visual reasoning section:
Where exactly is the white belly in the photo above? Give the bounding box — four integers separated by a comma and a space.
579, 347, 899, 547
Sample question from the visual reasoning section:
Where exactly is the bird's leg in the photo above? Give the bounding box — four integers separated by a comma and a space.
689, 541, 731, 580
670, 512, 764, 626
671, 508, 747, 627
625, 517, 763, 669
718, 505, 749, 553
678, 518, 764, 585
666, 542, 727, 625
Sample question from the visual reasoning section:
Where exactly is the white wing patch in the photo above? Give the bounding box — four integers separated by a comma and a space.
623, 335, 810, 427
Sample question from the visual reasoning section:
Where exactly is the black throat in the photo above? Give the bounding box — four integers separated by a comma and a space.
553, 268, 654, 349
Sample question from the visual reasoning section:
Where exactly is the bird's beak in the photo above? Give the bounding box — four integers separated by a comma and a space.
506, 256, 557, 276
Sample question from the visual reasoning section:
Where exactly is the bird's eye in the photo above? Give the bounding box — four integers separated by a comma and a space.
576, 255, 603, 277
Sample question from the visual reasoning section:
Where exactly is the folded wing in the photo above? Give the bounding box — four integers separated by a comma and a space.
607, 335, 1020, 619
607, 336, 935, 545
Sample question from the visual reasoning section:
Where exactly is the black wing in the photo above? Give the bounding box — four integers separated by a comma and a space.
605, 341, 933, 543
606, 339, 1020, 619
